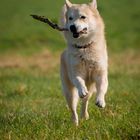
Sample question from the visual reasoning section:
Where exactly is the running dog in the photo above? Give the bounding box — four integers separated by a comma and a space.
60, 0, 108, 125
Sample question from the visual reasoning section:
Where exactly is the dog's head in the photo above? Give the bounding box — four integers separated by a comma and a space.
61, 0, 104, 45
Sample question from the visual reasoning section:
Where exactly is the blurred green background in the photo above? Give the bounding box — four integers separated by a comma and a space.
0, 0, 140, 139
0, 0, 139, 54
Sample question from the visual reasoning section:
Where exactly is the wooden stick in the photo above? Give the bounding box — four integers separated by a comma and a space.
31, 14, 68, 31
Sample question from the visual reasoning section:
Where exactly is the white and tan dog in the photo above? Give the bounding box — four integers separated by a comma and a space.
60, 0, 108, 125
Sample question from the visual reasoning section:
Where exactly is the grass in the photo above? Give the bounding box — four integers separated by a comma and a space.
0, 0, 140, 139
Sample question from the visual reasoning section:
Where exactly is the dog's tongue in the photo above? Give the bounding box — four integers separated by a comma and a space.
73, 33, 79, 38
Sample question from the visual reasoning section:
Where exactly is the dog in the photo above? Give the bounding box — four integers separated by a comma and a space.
60, 0, 108, 126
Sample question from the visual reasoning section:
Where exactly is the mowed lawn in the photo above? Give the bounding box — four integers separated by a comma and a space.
0, 0, 140, 139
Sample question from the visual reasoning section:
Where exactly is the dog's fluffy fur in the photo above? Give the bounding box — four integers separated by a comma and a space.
60, 0, 108, 125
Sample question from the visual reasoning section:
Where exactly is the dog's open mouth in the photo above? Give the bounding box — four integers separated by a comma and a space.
72, 28, 87, 38
73, 33, 79, 38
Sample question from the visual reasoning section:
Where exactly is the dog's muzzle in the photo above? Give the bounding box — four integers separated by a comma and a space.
70, 25, 87, 38
70, 25, 77, 33
70, 25, 79, 38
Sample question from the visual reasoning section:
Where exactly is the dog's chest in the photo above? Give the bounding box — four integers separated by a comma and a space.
76, 48, 100, 69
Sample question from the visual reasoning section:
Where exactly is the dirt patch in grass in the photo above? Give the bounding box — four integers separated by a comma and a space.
0, 49, 139, 74
0, 49, 60, 72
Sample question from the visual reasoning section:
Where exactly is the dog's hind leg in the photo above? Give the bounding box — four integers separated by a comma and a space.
81, 83, 95, 120
95, 72, 108, 108
61, 76, 79, 125
81, 97, 89, 120
60, 54, 79, 126
68, 88, 79, 126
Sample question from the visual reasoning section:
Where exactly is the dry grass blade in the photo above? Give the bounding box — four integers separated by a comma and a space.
31, 14, 68, 31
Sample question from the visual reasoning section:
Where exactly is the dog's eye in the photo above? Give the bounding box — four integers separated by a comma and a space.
81, 16, 86, 19
69, 17, 73, 20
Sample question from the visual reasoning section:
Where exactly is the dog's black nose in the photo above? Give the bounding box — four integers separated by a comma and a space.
70, 25, 77, 33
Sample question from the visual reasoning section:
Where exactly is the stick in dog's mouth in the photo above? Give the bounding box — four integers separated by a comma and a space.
31, 14, 68, 31
31, 14, 87, 39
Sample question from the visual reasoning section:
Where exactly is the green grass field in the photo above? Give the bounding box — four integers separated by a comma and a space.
0, 0, 140, 139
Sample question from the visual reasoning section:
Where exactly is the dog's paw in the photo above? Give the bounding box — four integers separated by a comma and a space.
95, 98, 106, 108
78, 86, 88, 98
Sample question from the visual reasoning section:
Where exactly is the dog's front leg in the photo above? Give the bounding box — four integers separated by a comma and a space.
69, 58, 88, 98
72, 76, 88, 98
95, 72, 108, 108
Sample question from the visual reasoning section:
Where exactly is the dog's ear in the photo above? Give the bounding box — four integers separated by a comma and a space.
90, 0, 97, 9
65, 0, 72, 9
